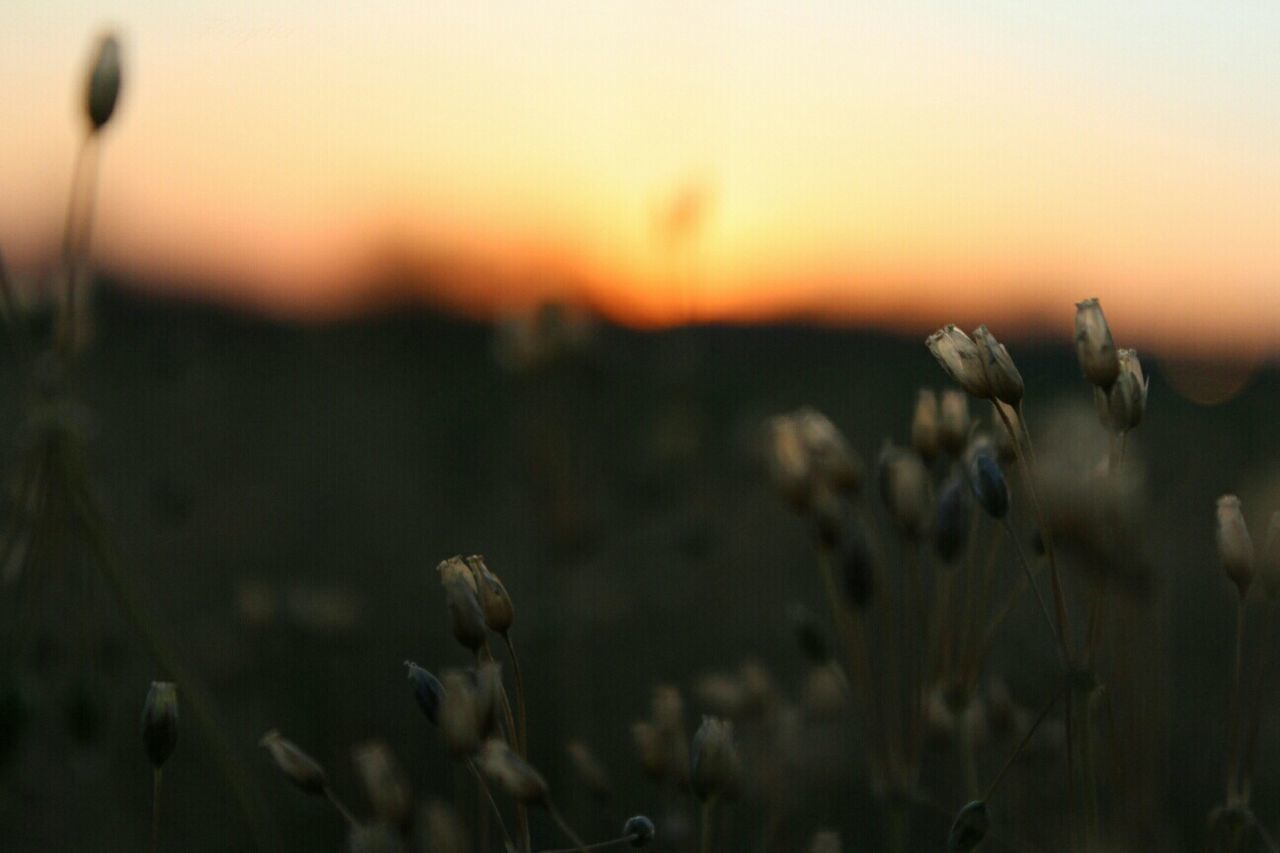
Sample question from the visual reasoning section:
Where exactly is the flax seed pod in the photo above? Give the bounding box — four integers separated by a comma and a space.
911, 389, 940, 461
260, 730, 328, 795
1217, 495, 1254, 599
141, 681, 178, 769
947, 800, 990, 851
623, 815, 656, 847
405, 661, 444, 725
939, 390, 971, 457
438, 671, 482, 757
465, 555, 515, 634
1107, 348, 1148, 432
1075, 298, 1120, 388
85, 33, 122, 131
878, 444, 932, 540
351, 740, 412, 828
972, 326, 1023, 406
934, 476, 970, 563
690, 716, 740, 801
441, 573, 487, 653
927, 325, 993, 399
475, 738, 549, 806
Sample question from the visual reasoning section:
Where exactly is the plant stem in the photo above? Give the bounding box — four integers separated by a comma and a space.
466, 759, 516, 852
547, 800, 590, 853
1002, 517, 1068, 670
323, 786, 359, 828
1227, 598, 1247, 800
58, 134, 99, 357
151, 768, 162, 853
503, 633, 529, 757
699, 797, 717, 853
984, 682, 1064, 802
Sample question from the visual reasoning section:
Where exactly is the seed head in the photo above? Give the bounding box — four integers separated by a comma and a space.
465, 555, 515, 634
765, 414, 814, 508
260, 729, 328, 795
878, 444, 932, 540
968, 448, 1009, 520
1106, 349, 1148, 432
911, 389, 940, 461
938, 390, 971, 457
566, 739, 612, 798
927, 325, 992, 399
1261, 512, 1280, 600
141, 681, 178, 769
794, 408, 864, 495
690, 716, 740, 801
972, 326, 1023, 406
1217, 495, 1254, 598
352, 740, 412, 828
85, 33, 123, 131
991, 404, 1020, 464
438, 671, 482, 757
1074, 298, 1120, 388
439, 566, 487, 652
947, 800, 990, 851
934, 476, 971, 563
405, 661, 445, 725
475, 738, 549, 806
623, 814, 656, 847
473, 661, 504, 738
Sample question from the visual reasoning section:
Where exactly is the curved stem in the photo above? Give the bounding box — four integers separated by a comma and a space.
539, 836, 635, 853
699, 797, 718, 853
58, 134, 99, 357
323, 786, 359, 829
466, 759, 516, 852
503, 633, 529, 757
547, 800, 590, 853
1002, 517, 1068, 671
1227, 598, 1246, 800
984, 682, 1064, 803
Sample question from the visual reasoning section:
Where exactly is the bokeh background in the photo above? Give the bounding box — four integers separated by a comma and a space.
3, 2, 1280, 851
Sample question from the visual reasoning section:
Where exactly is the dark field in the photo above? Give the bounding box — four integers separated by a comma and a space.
1, 282, 1278, 852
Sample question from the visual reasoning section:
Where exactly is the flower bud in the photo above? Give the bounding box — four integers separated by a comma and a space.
1217, 495, 1254, 598
991, 404, 1019, 464
765, 414, 813, 508
939, 390, 971, 457
566, 739, 612, 798
438, 671, 482, 757
934, 476, 970, 563
405, 661, 444, 725
440, 569, 487, 652
911, 389, 940, 461
1261, 511, 1280, 601
465, 555, 515, 634
1074, 298, 1120, 388
475, 738, 549, 806
141, 681, 178, 769
794, 408, 864, 495
260, 729, 328, 795
1106, 349, 1148, 432
927, 326, 992, 399
972, 326, 1023, 406
968, 447, 1008, 520
690, 716, 740, 801
1093, 386, 1113, 431
947, 800, 990, 851
436, 555, 477, 594
85, 34, 122, 131
623, 814, 656, 847
352, 740, 412, 828
878, 444, 932, 540
473, 661, 504, 738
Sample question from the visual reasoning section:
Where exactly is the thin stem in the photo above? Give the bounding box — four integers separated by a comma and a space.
699, 797, 717, 853
323, 786, 359, 829
466, 760, 516, 852
994, 403, 1073, 661
151, 768, 162, 853
503, 633, 530, 757
983, 682, 1065, 802
1002, 517, 1068, 670
58, 135, 99, 357
547, 800, 590, 853
1227, 598, 1247, 800
1242, 603, 1273, 802
538, 836, 636, 853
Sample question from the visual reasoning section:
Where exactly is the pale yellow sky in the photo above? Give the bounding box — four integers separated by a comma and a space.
3, 1, 1280, 355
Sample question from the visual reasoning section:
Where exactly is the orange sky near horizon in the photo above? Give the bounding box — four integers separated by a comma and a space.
3, 2, 1280, 359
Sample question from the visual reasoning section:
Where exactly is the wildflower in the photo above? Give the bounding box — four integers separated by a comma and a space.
911, 389, 940, 460
938, 390, 971, 456
878, 444, 932, 540
1075, 298, 1120, 388
690, 716, 740, 801
405, 661, 444, 725
1106, 348, 1148, 431
973, 326, 1023, 406
1217, 496, 1254, 598
927, 326, 992, 398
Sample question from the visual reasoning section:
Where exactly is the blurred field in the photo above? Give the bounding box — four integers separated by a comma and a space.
1, 280, 1278, 851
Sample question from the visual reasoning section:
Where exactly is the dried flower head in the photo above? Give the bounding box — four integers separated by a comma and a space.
877, 444, 932, 540
352, 740, 412, 827
1217, 495, 1254, 598
438, 671, 482, 757
439, 563, 487, 652
566, 739, 612, 798
465, 555, 515, 634
1106, 348, 1148, 432
1075, 298, 1120, 388
85, 33, 122, 131
623, 814, 656, 848
141, 681, 178, 769
911, 389, 940, 460
927, 325, 993, 398
690, 716, 740, 801
794, 408, 864, 495
260, 729, 328, 795
938, 390, 971, 457
475, 738, 549, 806
968, 447, 1009, 520
765, 414, 814, 507
972, 326, 1023, 406
934, 476, 971, 562
405, 661, 445, 725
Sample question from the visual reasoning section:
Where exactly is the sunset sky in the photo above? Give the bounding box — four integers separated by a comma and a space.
3, 2, 1280, 356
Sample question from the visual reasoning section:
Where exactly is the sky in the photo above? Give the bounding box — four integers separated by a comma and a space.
2, 1, 1280, 357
